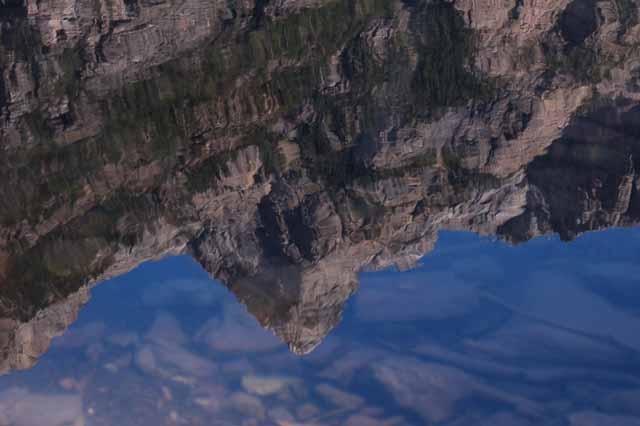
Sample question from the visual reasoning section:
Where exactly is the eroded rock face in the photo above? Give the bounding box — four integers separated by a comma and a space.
0, 0, 639, 369
0, 288, 89, 374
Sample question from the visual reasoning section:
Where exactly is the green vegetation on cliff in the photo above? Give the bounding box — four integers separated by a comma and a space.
411, 1, 495, 110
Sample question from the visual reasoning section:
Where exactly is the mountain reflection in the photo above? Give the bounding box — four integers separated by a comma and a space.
1, 1, 640, 423
2, 95, 639, 372
0, 231, 639, 426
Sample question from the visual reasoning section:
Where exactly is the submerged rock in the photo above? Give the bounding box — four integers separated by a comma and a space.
134, 341, 217, 380
268, 406, 296, 424
0, 387, 85, 426
241, 375, 299, 397
103, 353, 133, 373
229, 392, 266, 420
145, 312, 189, 346
314, 383, 364, 410
296, 403, 320, 420
372, 356, 540, 423
371, 357, 486, 423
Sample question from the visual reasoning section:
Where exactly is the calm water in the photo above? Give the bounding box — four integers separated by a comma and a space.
1, 230, 639, 426
3, 0, 640, 424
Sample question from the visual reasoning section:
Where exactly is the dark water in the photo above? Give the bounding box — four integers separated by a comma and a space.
1, 229, 639, 426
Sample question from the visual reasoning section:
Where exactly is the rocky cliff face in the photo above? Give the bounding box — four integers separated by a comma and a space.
1, 0, 639, 371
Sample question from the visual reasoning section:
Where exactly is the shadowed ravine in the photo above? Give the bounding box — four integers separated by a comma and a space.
1, 0, 640, 375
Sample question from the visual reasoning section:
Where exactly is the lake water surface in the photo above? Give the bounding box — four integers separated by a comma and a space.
1, 229, 639, 426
